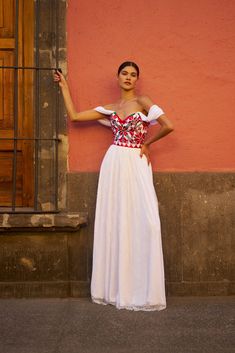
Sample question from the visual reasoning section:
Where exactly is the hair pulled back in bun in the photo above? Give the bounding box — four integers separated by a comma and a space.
117, 61, 140, 77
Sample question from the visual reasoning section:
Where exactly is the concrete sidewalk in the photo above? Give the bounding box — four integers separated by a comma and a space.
0, 296, 234, 353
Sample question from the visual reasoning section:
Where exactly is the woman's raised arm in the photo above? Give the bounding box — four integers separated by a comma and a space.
54, 70, 105, 121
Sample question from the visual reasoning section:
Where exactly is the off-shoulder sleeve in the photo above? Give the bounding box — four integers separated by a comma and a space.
94, 106, 114, 127
94, 106, 115, 115
139, 104, 165, 125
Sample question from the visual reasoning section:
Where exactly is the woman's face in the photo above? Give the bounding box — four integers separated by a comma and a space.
117, 66, 138, 90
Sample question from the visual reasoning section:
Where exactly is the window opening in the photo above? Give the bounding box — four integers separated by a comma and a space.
0, 0, 62, 213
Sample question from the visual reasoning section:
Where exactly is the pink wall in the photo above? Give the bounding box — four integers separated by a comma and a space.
67, 0, 235, 172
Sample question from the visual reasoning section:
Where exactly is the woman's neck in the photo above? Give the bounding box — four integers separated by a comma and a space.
120, 89, 136, 102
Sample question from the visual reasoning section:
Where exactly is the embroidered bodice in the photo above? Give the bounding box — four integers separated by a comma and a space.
94, 104, 164, 148
110, 112, 148, 148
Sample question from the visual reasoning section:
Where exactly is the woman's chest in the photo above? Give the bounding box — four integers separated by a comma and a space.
110, 113, 148, 134
113, 102, 144, 121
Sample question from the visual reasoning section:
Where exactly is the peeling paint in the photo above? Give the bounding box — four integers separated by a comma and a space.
40, 202, 54, 212
0, 213, 87, 230
19, 257, 36, 271
43, 102, 49, 108
2, 214, 10, 228
31, 214, 54, 227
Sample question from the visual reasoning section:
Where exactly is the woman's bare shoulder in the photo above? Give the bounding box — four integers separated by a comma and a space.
137, 95, 154, 112
103, 103, 117, 110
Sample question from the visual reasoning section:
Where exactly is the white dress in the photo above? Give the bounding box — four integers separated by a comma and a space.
90, 105, 167, 311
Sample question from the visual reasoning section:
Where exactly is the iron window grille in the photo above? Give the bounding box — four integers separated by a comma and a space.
0, 0, 63, 214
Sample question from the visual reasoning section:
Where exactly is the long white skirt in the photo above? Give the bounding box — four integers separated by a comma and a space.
90, 145, 166, 311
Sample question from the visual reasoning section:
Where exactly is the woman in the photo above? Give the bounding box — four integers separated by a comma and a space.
54, 61, 174, 311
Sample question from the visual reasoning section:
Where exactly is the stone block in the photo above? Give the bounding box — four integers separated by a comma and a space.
0, 281, 68, 298
54, 212, 88, 229
0, 213, 87, 231
181, 173, 235, 283
154, 173, 183, 282
71, 281, 90, 297
67, 172, 99, 278
0, 234, 68, 282
68, 227, 88, 282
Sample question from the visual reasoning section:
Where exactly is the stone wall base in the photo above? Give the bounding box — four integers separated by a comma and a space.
0, 281, 233, 299
0, 172, 234, 298
66, 171, 235, 298
0, 281, 90, 298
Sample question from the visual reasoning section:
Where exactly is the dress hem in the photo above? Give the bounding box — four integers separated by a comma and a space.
91, 296, 166, 312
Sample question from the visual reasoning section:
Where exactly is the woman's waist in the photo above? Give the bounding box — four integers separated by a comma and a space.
112, 140, 143, 149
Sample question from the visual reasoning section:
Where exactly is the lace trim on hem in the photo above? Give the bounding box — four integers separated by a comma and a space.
91, 296, 166, 312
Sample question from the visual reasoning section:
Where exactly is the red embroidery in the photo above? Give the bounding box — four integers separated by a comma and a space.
110, 113, 149, 148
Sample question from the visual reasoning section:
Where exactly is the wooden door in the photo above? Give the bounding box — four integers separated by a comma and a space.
0, 0, 34, 207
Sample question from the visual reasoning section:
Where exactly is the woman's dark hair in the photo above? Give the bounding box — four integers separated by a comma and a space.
117, 61, 140, 77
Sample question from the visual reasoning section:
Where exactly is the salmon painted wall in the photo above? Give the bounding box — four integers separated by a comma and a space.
67, 0, 235, 172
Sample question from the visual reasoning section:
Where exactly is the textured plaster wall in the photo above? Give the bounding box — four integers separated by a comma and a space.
67, 0, 235, 172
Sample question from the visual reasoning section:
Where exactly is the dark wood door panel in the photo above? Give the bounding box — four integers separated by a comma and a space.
0, 52, 14, 129
0, 0, 14, 38
0, 151, 23, 206
0, 0, 34, 207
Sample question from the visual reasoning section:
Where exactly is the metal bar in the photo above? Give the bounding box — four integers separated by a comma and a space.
0, 66, 62, 71
34, 0, 40, 211
0, 138, 61, 141
54, 0, 60, 211
12, 0, 19, 211
0, 210, 60, 214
